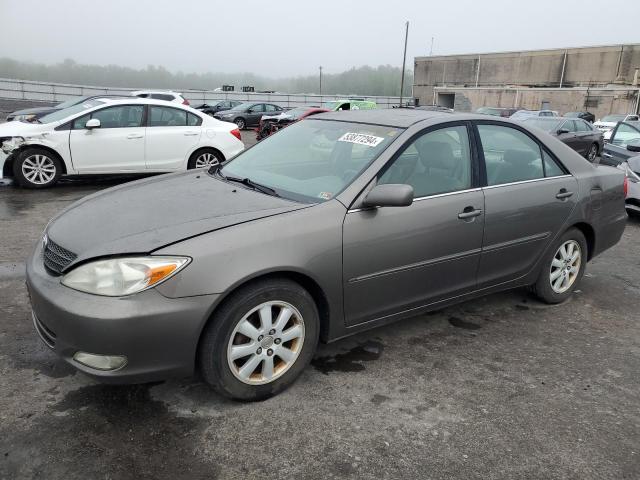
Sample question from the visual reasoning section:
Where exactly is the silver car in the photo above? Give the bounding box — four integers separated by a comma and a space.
26, 110, 627, 400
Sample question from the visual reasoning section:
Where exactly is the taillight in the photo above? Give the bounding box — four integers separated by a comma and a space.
623, 176, 628, 197
230, 128, 242, 141
182, 98, 190, 105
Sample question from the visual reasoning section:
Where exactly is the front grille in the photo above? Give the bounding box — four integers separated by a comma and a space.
43, 239, 77, 275
32, 311, 56, 348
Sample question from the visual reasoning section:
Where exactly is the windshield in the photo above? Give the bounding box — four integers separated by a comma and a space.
601, 114, 626, 122
55, 96, 88, 109
39, 100, 105, 124
220, 119, 402, 203
230, 103, 252, 111
522, 118, 563, 132
322, 101, 340, 110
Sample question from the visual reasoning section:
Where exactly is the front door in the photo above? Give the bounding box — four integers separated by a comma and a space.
246, 104, 265, 127
474, 122, 578, 287
69, 104, 146, 172
602, 122, 640, 166
343, 123, 485, 326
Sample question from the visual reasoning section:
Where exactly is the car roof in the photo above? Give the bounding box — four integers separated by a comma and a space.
85, 97, 194, 108
131, 90, 181, 95
311, 109, 491, 128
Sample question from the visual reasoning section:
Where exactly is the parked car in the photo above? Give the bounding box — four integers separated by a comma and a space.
563, 111, 595, 123
416, 105, 454, 113
5, 95, 129, 122
602, 121, 640, 166
26, 110, 626, 400
617, 151, 640, 215
510, 110, 558, 120
594, 114, 640, 142
0, 98, 243, 188
475, 107, 519, 117
214, 102, 284, 130
321, 99, 377, 111
131, 90, 190, 105
256, 106, 329, 140
194, 101, 242, 116
522, 117, 603, 161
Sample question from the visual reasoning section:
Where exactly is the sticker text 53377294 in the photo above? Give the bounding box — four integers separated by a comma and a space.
338, 132, 384, 147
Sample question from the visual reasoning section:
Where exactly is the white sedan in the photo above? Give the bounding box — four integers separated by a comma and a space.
0, 98, 244, 188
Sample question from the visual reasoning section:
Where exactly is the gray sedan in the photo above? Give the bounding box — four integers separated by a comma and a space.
26, 110, 627, 400
602, 121, 640, 214
521, 117, 603, 161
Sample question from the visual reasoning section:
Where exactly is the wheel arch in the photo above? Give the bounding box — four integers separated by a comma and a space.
3, 144, 68, 177
571, 221, 595, 261
187, 146, 226, 168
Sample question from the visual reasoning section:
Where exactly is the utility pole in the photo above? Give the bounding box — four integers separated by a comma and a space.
319, 66, 323, 96
429, 37, 434, 56
400, 21, 409, 107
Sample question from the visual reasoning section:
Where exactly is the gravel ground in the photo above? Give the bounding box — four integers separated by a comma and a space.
0, 164, 639, 479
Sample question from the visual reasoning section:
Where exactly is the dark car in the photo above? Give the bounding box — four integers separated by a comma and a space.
522, 117, 603, 161
194, 100, 242, 116
256, 106, 329, 140
214, 102, 284, 129
564, 111, 595, 123
27, 110, 626, 401
5, 95, 128, 122
476, 107, 519, 118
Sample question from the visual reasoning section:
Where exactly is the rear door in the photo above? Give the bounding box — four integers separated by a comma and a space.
574, 119, 596, 154
556, 120, 582, 153
342, 123, 485, 326
69, 104, 146, 172
474, 121, 578, 288
144, 105, 202, 170
603, 122, 640, 166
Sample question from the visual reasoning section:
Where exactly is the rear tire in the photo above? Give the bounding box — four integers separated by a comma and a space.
13, 147, 62, 188
198, 278, 319, 401
235, 117, 246, 130
187, 148, 224, 169
532, 228, 587, 304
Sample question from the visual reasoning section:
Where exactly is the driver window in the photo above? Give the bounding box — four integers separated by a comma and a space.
379, 125, 472, 197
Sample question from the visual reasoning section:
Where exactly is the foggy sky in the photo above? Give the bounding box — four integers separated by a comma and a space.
1, 0, 638, 77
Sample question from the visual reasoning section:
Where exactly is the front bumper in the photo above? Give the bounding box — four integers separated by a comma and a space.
26, 242, 219, 383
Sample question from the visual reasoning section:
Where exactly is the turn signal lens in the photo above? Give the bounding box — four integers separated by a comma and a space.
61, 256, 190, 296
623, 176, 628, 197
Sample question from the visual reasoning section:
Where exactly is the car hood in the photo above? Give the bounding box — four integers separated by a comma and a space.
8, 106, 57, 117
0, 120, 56, 138
46, 171, 308, 270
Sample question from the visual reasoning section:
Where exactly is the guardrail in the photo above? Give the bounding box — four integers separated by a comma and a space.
0, 78, 404, 109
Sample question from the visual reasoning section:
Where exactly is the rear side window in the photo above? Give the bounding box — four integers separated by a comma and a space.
187, 112, 202, 126
543, 151, 564, 177
149, 106, 187, 126
477, 124, 544, 185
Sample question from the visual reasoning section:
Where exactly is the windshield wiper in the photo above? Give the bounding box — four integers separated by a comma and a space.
216, 170, 279, 197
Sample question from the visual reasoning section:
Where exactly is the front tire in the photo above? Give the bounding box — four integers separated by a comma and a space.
532, 228, 587, 304
586, 143, 598, 162
13, 148, 62, 188
234, 117, 246, 130
198, 278, 320, 401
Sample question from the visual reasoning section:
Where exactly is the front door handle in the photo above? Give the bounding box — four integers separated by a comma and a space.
184, 131, 199, 136
556, 189, 574, 200
458, 207, 483, 220
126, 133, 143, 139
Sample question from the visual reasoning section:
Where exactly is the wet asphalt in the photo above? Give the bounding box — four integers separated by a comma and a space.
1, 147, 639, 479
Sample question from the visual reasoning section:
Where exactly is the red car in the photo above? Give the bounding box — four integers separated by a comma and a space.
256, 106, 329, 140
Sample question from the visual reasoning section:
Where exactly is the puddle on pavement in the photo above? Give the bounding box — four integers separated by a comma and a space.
448, 316, 481, 330
311, 340, 384, 374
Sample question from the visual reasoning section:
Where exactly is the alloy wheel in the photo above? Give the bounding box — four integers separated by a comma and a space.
549, 240, 582, 294
194, 152, 219, 168
235, 118, 245, 130
587, 144, 598, 161
227, 301, 305, 385
21, 154, 56, 185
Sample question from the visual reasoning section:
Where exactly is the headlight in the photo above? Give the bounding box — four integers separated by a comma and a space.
61, 256, 190, 296
1, 136, 25, 154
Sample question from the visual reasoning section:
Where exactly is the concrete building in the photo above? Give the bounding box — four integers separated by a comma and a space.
413, 44, 640, 118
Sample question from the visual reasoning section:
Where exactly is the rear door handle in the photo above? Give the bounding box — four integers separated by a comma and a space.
458, 207, 483, 220
126, 133, 143, 139
602, 153, 613, 158
184, 131, 199, 136
556, 189, 574, 199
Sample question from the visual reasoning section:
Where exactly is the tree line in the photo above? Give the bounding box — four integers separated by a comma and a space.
0, 58, 414, 97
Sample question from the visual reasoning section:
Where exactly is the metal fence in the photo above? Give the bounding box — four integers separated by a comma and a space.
0, 78, 404, 109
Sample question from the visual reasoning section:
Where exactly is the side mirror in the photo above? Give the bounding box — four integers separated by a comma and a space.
85, 118, 101, 129
626, 139, 640, 152
362, 184, 414, 208
557, 128, 569, 135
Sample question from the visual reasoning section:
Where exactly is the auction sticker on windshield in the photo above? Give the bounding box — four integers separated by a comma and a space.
338, 132, 384, 147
